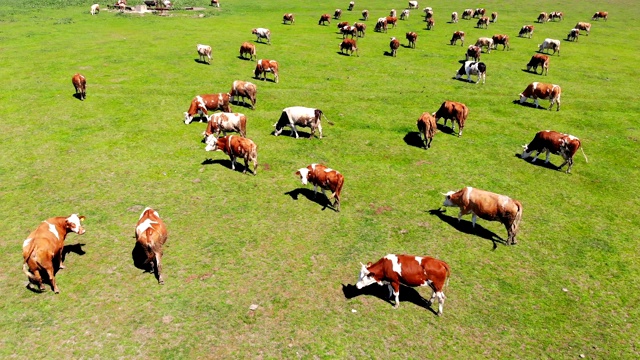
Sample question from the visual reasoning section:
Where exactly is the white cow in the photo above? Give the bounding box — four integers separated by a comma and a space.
90, 4, 100, 15
252, 28, 271, 45
408, 1, 418, 9
400, 9, 410, 20
273, 106, 325, 139
197, 44, 212, 64
538, 38, 561, 55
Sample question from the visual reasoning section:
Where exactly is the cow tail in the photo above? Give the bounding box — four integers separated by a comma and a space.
240, 115, 247, 137
580, 145, 588, 163
322, 112, 335, 126
22, 242, 37, 280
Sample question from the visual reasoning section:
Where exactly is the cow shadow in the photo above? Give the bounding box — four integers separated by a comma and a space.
336, 51, 353, 56
428, 209, 505, 250
270, 129, 312, 139
341, 283, 438, 315
521, 68, 544, 75
194, 59, 210, 65
201, 158, 253, 175
237, 56, 253, 61
404, 132, 425, 149
62, 243, 86, 265
72, 93, 84, 101
383, 51, 394, 57
284, 188, 336, 211
131, 239, 153, 272
514, 153, 561, 170
511, 99, 548, 110
452, 76, 474, 83
401, 44, 412, 49
435, 123, 455, 135
230, 100, 254, 110
253, 76, 277, 83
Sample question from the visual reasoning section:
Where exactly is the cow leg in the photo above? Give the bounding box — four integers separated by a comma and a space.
544, 150, 551, 163
471, 213, 477, 228
534, 99, 540, 108
531, 151, 541, 162
457, 210, 463, 222
46, 268, 59, 294
390, 282, 400, 308
230, 155, 236, 170
155, 252, 164, 285
291, 125, 299, 138
566, 158, 573, 173
436, 291, 445, 316
243, 157, 249, 174
313, 184, 318, 198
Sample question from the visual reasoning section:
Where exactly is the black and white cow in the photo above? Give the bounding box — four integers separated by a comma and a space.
455, 61, 486, 84
273, 106, 325, 139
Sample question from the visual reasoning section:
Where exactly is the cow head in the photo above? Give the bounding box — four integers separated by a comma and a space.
204, 134, 219, 152
441, 191, 456, 207
521, 144, 533, 159
272, 122, 283, 136
66, 214, 86, 235
296, 167, 310, 185
356, 262, 380, 289
184, 112, 193, 125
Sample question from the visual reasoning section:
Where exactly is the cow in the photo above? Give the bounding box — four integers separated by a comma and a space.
519, 25, 534, 38
455, 61, 486, 84
549, 11, 563, 21
400, 9, 410, 20
283, 13, 294, 25
295, 163, 344, 211
337, 21, 349, 29
521, 130, 588, 173
184, 93, 231, 124
408, 1, 418, 9
491, 11, 498, 22
442, 187, 523, 245
538, 38, 561, 56
229, 80, 256, 110
273, 106, 324, 139
252, 28, 271, 45
575, 22, 591, 35
386, 16, 398, 28
406, 32, 418, 48
417, 112, 437, 149
450, 31, 465, 46
254, 59, 279, 83
592, 11, 608, 21
340, 38, 359, 56
162, 0, 172, 8
319, 14, 331, 25
341, 25, 357, 39
526, 54, 550, 75
390, 37, 400, 57
239, 42, 256, 61
433, 101, 468, 137
426, 17, 435, 30
537, 12, 548, 23
72, 73, 86, 101
375, 17, 388, 33
203, 112, 247, 138
424, 9, 433, 21
356, 254, 451, 315
474, 8, 486, 18
22, 214, 86, 293
334, 9, 342, 19
196, 44, 212, 64
135, 208, 168, 285
389, 9, 396, 18
354, 22, 366, 37
492, 34, 510, 50
475, 37, 494, 53
451, 12, 458, 23
348, 2, 354, 11
465, 45, 481, 62
476, 16, 489, 29
518, 82, 561, 111
204, 135, 258, 175
90, 4, 99, 15
361, 9, 369, 21
211, 0, 220, 7
567, 28, 580, 42
461, 9, 474, 20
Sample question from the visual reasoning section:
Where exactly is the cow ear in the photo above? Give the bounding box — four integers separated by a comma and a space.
79, 216, 85, 222
367, 262, 372, 267
295, 171, 300, 176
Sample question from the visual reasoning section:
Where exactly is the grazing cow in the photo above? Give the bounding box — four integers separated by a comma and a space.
462, 9, 474, 20
211, 0, 220, 7
433, 101, 469, 137
475, 37, 494, 53
340, 38, 359, 56
386, 16, 398, 28
465, 45, 481, 62
362, 9, 369, 21
319, 14, 331, 25
184, 93, 232, 124
283, 13, 294, 25
72, 73, 86, 101
408, 1, 418, 9
204, 135, 258, 175
389, 9, 397, 18
567, 28, 580, 42
417, 112, 437, 149
229, 80, 257, 110
295, 163, 344, 211
592, 11, 608, 21
400, 9, 410, 20
390, 37, 400, 57
252, 28, 271, 45
273, 106, 324, 139
22, 214, 86, 293
354, 22, 366, 37
492, 34, 510, 50
538, 38, 561, 56
204, 112, 247, 138
135, 208, 168, 285
442, 187, 523, 245
337, 21, 349, 29
549, 11, 563, 21
426, 17, 435, 30
239, 42, 256, 61
450, 31, 465, 46
90, 4, 100, 15
537, 12, 548, 23
476, 16, 489, 29
519, 25, 534, 38
406, 32, 418, 48
474, 8, 486, 18
521, 130, 588, 173
348, 2, 354, 11
456, 61, 486, 84
375, 17, 388, 33
575, 22, 591, 35
356, 254, 451, 315
341, 25, 357, 39
451, 12, 459, 23
334, 9, 342, 19
519, 82, 561, 111
424, 9, 433, 20
526, 54, 550, 75
491, 11, 498, 22
196, 44, 212, 64
254, 59, 279, 83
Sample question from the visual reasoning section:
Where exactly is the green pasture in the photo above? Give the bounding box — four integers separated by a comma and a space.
0, 0, 638, 358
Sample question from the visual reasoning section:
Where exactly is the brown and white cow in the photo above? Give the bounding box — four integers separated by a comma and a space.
204, 135, 258, 175
135, 208, 168, 285
406, 31, 418, 48
210, 0, 220, 7
254, 59, 279, 83
375, 17, 388, 33
442, 187, 523, 245
361, 9, 369, 21
90, 3, 100, 15
450, 31, 465, 46
575, 22, 591, 35
339, 38, 359, 56
203, 112, 247, 138
491, 11, 498, 22
474, 8, 486, 18
319, 14, 331, 25
23, 214, 86, 293
433, 101, 469, 137
341, 25, 357, 39
519, 25, 534, 38
492, 34, 510, 50
417, 111, 437, 149
526, 54, 550, 75
592, 11, 608, 21
521, 130, 588, 173
400, 9, 410, 20
461, 9, 474, 20
451, 11, 458, 23
229, 80, 257, 109
408, 1, 418, 9
476, 16, 489, 29
72, 73, 86, 101
184, 93, 232, 124
295, 163, 344, 211
348, 1, 354, 11
465, 45, 481, 62
197, 44, 212, 64
537, 12, 548, 23
334, 9, 342, 19
337, 21, 349, 29
354, 22, 366, 37
475, 37, 493, 53
283, 13, 294, 25
386, 16, 398, 28
274, 106, 324, 139
567, 28, 580, 42
356, 254, 451, 315
538, 38, 561, 56
426, 17, 435, 30
390, 37, 400, 57
518, 82, 561, 111
239, 42, 256, 61
549, 11, 563, 21
252, 28, 271, 44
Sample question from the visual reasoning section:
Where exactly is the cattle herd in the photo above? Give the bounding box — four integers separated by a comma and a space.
24, 2, 604, 316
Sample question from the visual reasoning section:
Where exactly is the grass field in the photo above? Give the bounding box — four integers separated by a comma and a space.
0, 0, 639, 358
